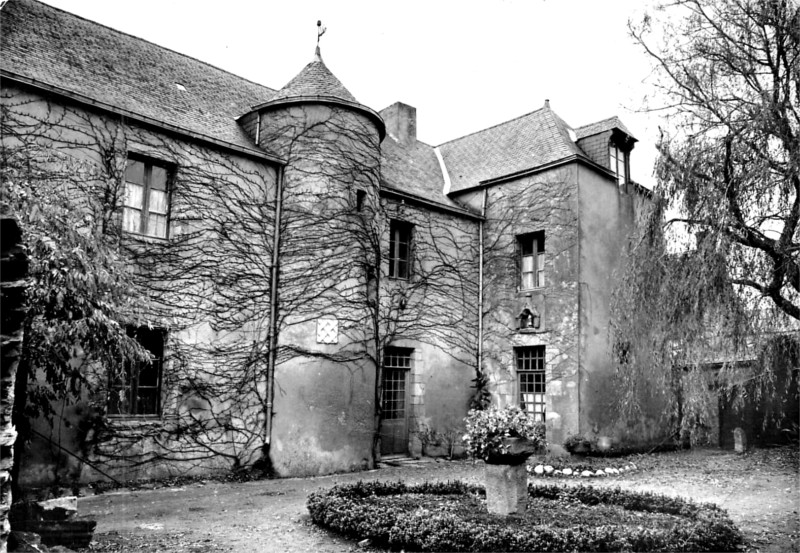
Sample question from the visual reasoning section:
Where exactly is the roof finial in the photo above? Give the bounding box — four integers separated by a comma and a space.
315, 20, 327, 61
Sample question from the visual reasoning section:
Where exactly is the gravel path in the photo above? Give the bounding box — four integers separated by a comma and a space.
78, 447, 799, 552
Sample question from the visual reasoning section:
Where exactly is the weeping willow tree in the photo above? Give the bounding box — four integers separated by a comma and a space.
613, 0, 799, 442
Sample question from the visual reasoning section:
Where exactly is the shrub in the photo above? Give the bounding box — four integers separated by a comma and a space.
307, 481, 744, 552
563, 434, 593, 454
463, 407, 545, 461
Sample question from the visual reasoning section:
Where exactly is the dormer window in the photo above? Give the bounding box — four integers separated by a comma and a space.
609, 143, 628, 187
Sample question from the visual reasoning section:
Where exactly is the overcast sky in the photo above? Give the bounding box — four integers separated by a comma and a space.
39, 0, 662, 188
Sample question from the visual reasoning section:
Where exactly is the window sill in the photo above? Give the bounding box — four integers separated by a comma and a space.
106, 415, 162, 427
517, 328, 547, 335
122, 232, 170, 244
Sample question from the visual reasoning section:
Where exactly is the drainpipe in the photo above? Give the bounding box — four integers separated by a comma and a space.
264, 164, 284, 447
478, 188, 488, 373
576, 166, 582, 436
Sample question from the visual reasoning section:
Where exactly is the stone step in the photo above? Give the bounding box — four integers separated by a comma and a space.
378, 456, 432, 467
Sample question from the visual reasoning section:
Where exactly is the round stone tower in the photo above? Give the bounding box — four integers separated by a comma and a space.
242, 47, 385, 476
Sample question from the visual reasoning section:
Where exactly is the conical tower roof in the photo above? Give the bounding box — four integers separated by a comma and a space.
250, 46, 385, 141
270, 47, 358, 103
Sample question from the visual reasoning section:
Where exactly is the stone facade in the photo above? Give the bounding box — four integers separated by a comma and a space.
1, 0, 658, 488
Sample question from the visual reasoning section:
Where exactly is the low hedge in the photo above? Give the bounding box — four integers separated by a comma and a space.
307, 481, 743, 552
585, 443, 687, 458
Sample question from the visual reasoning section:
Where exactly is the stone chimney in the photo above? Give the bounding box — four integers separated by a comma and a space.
380, 102, 416, 146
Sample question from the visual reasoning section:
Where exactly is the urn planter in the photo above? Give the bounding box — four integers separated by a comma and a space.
463, 407, 546, 516
485, 437, 542, 465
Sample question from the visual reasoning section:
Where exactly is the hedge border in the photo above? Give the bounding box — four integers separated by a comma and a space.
307, 481, 743, 552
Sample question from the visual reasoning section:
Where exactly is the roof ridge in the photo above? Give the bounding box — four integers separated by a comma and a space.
574, 115, 620, 131
436, 106, 547, 147
547, 109, 584, 157
17, 0, 275, 93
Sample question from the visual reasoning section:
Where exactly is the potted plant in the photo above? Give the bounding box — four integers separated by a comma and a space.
563, 434, 593, 455
463, 406, 546, 465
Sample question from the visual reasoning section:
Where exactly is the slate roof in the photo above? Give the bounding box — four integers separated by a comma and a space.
437, 106, 586, 194
380, 135, 474, 214
269, 49, 358, 103
0, 0, 276, 155
575, 116, 636, 141
1, 0, 636, 214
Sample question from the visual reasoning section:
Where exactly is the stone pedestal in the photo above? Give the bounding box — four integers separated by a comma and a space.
733, 427, 747, 453
485, 463, 529, 515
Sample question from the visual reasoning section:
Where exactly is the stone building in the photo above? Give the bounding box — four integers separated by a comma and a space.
1, 0, 652, 486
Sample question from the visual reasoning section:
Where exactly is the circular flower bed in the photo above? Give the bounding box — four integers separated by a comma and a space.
307, 481, 743, 552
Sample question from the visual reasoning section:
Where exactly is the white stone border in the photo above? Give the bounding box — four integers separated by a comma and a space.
528, 462, 638, 478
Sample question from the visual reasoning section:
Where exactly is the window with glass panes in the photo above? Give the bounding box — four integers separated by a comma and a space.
382, 348, 412, 420
109, 326, 164, 416
123, 157, 170, 238
519, 232, 545, 289
516, 346, 546, 422
388, 220, 412, 279
609, 144, 628, 187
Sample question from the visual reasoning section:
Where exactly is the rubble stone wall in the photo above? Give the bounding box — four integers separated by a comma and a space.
1, 215, 28, 550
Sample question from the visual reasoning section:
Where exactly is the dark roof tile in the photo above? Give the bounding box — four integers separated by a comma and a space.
438, 106, 584, 193
575, 116, 636, 141
270, 50, 357, 103
380, 136, 471, 212
1, 0, 275, 152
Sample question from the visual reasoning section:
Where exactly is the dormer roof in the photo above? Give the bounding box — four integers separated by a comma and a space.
575, 116, 637, 142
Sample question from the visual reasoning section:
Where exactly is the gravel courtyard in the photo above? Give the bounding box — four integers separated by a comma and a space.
78, 447, 798, 552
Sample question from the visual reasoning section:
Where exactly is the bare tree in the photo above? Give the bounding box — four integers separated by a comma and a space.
0, 95, 149, 496
631, 0, 798, 318
612, 0, 799, 441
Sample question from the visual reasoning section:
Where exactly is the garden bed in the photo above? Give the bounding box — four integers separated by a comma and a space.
307, 480, 744, 552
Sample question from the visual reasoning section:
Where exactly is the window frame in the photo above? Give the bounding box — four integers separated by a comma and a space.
123, 155, 173, 240
609, 143, 628, 187
381, 347, 413, 420
388, 219, 413, 280
518, 231, 545, 290
108, 326, 165, 417
516, 346, 546, 423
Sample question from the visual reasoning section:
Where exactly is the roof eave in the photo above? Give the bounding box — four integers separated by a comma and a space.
242, 95, 386, 142
1, 70, 286, 165
381, 185, 483, 220
447, 153, 634, 196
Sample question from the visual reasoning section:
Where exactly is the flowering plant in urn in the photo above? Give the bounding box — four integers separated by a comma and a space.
463, 406, 545, 463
